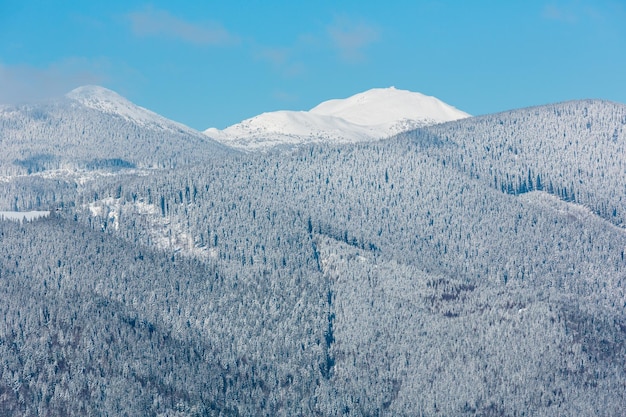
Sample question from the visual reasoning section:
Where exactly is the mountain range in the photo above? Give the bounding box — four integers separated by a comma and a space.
1, 86, 625, 416
0, 86, 468, 176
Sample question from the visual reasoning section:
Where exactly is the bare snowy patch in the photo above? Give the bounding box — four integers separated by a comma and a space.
0, 210, 50, 222
84, 197, 212, 259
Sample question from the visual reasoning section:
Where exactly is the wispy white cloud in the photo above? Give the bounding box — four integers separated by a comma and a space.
327, 18, 380, 63
253, 17, 381, 76
541, 1, 615, 24
0, 58, 107, 104
127, 7, 237, 46
255, 47, 290, 67
253, 46, 306, 77
542, 4, 579, 23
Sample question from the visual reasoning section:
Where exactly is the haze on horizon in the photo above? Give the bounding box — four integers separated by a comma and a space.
1, 0, 625, 130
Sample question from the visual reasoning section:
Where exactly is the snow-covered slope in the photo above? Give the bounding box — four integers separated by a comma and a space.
66, 85, 199, 135
205, 110, 380, 149
0, 86, 229, 175
310, 87, 468, 125
204, 87, 470, 150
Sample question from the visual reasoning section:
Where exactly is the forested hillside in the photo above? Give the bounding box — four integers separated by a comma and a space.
0, 92, 229, 177
424, 99, 626, 226
1, 98, 626, 416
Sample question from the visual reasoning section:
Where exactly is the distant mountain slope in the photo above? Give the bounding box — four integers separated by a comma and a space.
0, 86, 230, 175
66, 85, 199, 135
310, 86, 468, 125
420, 99, 626, 227
204, 87, 469, 150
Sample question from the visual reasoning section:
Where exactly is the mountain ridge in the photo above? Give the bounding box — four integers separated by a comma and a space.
310, 86, 468, 125
65, 85, 202, 136
204, 87, 470, 150
0, 86, 229, 175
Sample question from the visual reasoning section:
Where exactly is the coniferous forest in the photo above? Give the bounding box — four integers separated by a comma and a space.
1, 95, 626, 416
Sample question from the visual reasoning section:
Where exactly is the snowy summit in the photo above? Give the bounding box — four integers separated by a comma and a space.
310, 87, 469, 126
66, 85, 197, 135
204, 87, 470, 150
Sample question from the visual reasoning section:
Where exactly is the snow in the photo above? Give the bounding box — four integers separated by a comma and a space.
66, 85, 199, 135
84, 198, 211, 259
520, 191, 626, 234
205, 110, 380, 150
0, 167, 154, 187
0, 211, 50, 223
310, 86, 469, 125
204, 87, 470, 150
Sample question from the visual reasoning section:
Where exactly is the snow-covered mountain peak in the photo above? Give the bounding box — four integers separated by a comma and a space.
66, 85, 194, 134
204, 87, 471, 151
67, 85, 138, 114
310, 87, 470, 126
67, 85, 124, 100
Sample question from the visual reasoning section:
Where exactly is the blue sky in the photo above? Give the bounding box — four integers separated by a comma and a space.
1, 0, 625, 130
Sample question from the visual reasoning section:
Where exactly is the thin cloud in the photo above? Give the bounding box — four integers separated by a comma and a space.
254, 46, 306, 77
256, 47, 290, 67
127, 7, 237, 46
542, 4, 579, 22
0, 59, 106, 104
327, 18, 380, 63
541, 1, 611, 24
